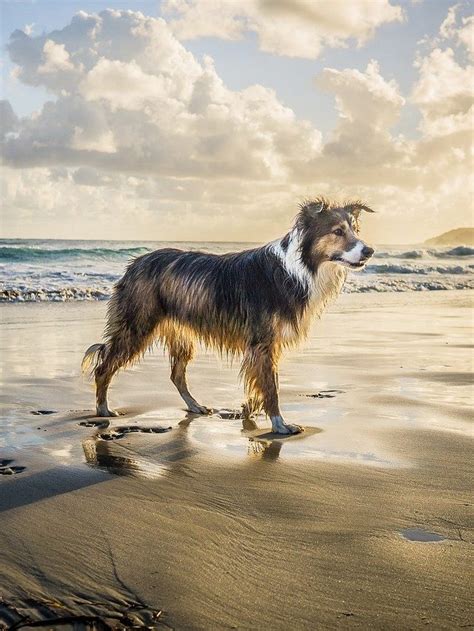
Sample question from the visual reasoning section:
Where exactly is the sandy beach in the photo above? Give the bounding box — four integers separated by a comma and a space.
0, 291, 472, 629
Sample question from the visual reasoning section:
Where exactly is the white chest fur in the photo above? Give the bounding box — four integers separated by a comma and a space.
311, 261, 347, 318
278, 261, 346, 346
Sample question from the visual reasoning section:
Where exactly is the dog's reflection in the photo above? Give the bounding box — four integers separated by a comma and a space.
82, 416, 196, 478
82, 437, 170, 478
82, 411, 288, 476
241, 416, 284, 461
247, 438, 283, 461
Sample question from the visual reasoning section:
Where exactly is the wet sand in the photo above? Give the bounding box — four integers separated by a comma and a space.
0, 292, 473, 629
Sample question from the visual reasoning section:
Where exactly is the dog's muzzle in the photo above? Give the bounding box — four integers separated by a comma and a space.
331, 243, 375, 269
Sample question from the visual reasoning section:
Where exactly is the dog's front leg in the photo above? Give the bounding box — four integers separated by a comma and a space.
242, 346, 303, 435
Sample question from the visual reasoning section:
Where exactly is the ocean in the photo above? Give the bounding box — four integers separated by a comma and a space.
0, 238, 473, 302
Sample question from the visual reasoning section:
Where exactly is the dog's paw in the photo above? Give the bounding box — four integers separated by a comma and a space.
96, 406, 120, 418
187, 403, 212, 415
271, 419, 304, 435
281, 423, 304, 435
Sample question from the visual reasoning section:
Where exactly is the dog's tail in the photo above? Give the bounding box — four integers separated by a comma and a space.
81, 343, 106, 378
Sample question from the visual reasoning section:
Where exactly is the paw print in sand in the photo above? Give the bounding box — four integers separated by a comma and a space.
0, 458, 26, 475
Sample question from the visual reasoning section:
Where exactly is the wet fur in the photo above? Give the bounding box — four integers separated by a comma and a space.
82, 198, 374, 432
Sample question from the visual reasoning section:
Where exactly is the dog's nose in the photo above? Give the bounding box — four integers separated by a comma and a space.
362, 246, 374, 259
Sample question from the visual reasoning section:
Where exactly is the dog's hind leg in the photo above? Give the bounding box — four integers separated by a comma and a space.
93, 285, 163, 417
167, 335, 211, 415
241, 345, 303, 435
82, 343, 118, 417
95, 358, 120, 417
94, 329, 155, 417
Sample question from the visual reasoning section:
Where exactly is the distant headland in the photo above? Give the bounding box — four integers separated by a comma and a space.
425, 228, 474, 246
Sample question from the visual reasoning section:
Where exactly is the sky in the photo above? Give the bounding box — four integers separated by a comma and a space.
0, 0, 473, 244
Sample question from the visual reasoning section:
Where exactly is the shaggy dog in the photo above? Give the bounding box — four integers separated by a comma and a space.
82, 198, 374, 434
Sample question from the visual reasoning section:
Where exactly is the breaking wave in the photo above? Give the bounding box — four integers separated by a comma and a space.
430, 246, 474, 257
1, 238, 473, 302
0, 245, 150, 262
366, 263, 471, 275
376, 246, 474, 260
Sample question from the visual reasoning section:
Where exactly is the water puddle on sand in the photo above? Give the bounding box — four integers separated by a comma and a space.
400, 528, 446, 542
74, 402, 404, 477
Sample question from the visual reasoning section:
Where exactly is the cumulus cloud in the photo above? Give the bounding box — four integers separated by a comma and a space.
412, 47, 472, 136
0, 100, 19, 138
439, 4, 474, 57
412, 3, 473, 137
38, 39, 74, 74
0, 163, 302, 240
312, 61, 409, 184
318, 60, 405, 128
3, 10, 321, 181
1, 6, 473, 244
80, 58, 168, 111
456, 15, 474, 56
162, 0, 404, 59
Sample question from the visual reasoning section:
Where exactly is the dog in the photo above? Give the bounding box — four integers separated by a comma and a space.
82, 197, 374, 435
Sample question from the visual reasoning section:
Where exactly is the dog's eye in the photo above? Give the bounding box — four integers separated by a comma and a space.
333, 228, 344, 237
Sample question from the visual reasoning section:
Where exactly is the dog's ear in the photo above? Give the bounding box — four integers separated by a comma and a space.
345, 201, 375, 219
299, 197, 329, 218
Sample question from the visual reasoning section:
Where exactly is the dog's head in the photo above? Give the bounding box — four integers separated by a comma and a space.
297, 198, 375, 272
